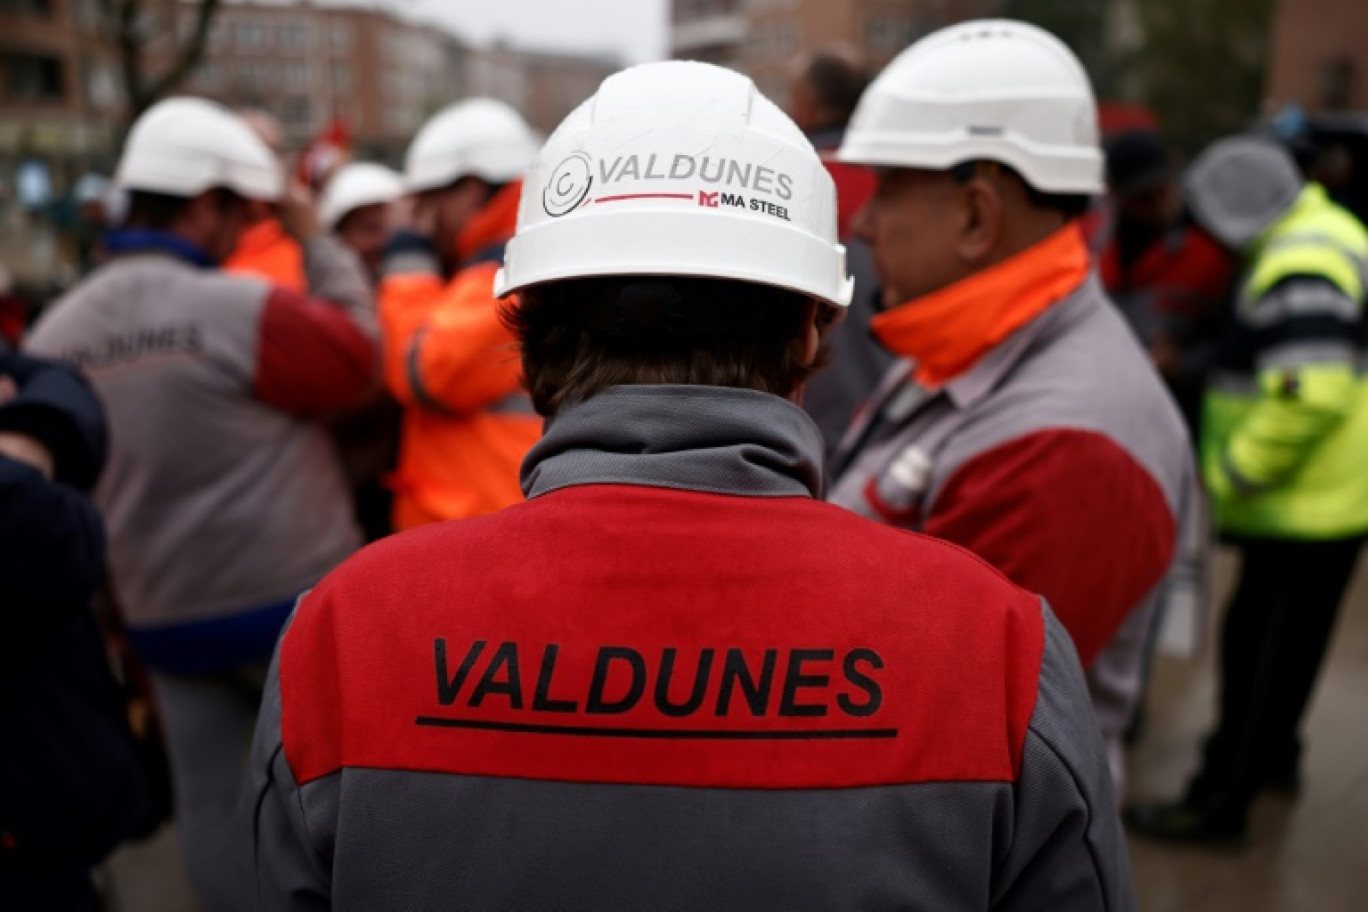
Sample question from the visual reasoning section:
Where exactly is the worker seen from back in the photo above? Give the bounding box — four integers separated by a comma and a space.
26, 97, 377, 911
245, 60, 1134, 911
830, 20, 1195, 787
1127, 137, 1368, 845
380, 99, 543, 529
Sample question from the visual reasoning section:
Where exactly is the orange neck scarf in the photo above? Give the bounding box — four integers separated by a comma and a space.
870, 223, 1090, 388
456, 180, 523, 264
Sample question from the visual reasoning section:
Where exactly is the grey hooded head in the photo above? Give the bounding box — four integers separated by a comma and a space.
1184, 135, 1304, 251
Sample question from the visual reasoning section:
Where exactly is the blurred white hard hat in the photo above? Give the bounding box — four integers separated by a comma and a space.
318, 162, 404, 230
404, 99, 541, 193
494, 60, 853, 308
839, 19, 1103, 194
1184, 135, 1304, 250
115, 97, 282, 201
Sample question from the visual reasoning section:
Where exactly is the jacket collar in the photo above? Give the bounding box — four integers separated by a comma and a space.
522, 385, 825, 500
939, 276, 1099, 410
103, 229, 216, 268
456, 179, 523, 264
870, 222, 1091, 389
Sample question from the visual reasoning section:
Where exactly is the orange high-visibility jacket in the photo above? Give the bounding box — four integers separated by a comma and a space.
226, 219, 307, 293
379, 182, 541, 529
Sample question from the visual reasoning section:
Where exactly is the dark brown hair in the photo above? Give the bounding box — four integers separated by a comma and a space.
502, 276, 834, 417
124, 188, 246, 230
802, 51, 870, 130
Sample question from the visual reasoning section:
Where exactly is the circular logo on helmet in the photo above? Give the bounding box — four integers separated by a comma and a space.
543, 151, 594, 218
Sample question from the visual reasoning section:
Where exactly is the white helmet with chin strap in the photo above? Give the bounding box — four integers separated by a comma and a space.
838, 19, 1103, 194
115, 97, 282, 201
318, 163, 405, 231
494, 60, 853, 309
404, 99, 541, 193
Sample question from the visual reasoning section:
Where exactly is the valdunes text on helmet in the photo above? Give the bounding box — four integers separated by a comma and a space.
496, 60, 854, 309
542, 150, 796, 220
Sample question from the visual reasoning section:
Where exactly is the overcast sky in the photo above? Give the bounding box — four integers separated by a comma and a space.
406, 0, 670, 65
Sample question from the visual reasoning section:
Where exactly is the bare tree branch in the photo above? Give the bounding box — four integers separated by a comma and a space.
145, 0, 222, 103
104, 0, 225, 134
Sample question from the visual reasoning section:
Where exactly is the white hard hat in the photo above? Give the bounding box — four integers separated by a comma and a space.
1185, 136, 1304, 250
494, 61, 853, 308
318, 162, 404, 230
838, 19, 1103, 194
115, 97, 282, 201
404, 99, 540, 193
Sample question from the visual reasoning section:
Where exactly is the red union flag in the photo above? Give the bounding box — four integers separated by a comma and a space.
699, 191, 719, 207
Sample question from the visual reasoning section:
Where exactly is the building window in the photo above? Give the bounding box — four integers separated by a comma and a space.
281, 97, 311, 129
1319, 57, 1356, 111
329, 22, 353, 52
86, 59, 121, 109
0, 0, 55, 15
190, 60, 224, 91
331, 62, 352, 91
235, 21, 269, 51
282, 60, 309, 90
279, 22, 307, 53
235, 61, 276, 92
865, 12, 912, 51
208, 18, 230, 50
776, 21, 798, 54
865, 14, 884, 48
386, 105, 413, 133
3, 51, 65, 101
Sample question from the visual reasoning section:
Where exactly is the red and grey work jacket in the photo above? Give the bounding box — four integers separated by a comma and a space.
830, 274, 1196, 753
245, 385, 1135, 911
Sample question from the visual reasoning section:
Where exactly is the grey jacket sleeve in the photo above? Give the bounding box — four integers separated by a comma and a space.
992, 601, 1138, 911
242, 627, 333, 911
301, 235, 379, 341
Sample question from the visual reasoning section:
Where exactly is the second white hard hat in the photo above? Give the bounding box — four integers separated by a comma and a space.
838, 19, 1103, 194
404, 98, 541, 193
1184, 136, 1304, 250
318, 163, 404, 230
494, 61, 853, 308
115, 97, 282, 201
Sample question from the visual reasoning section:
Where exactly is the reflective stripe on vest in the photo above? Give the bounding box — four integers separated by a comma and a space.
405, 326, 535, 418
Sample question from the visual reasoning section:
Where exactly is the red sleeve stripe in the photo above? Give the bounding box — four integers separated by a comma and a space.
253, 287, 376, 415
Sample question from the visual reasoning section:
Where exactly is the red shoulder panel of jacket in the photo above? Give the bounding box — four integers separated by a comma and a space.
253, 287, 376, 415
280, 485, 1045, 790
821, 159, 876, 241
923, 427, 1177, 668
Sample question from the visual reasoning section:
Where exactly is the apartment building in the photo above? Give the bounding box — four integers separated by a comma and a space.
0, 0, 119, 173
1267, 0, 1368, 114
168, 0, 448, 153
672, 0, 996, 107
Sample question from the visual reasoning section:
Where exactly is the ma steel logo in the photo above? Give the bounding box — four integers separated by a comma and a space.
543, 151, 595, 217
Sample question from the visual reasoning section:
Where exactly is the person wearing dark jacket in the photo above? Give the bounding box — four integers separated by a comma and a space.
0, 346, 152, 910
787, 47, 893, 459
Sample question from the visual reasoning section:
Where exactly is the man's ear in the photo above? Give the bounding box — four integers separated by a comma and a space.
956, 177, 1004, 265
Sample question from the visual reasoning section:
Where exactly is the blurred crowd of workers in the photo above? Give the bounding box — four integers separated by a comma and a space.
3, 16, 1368, 912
